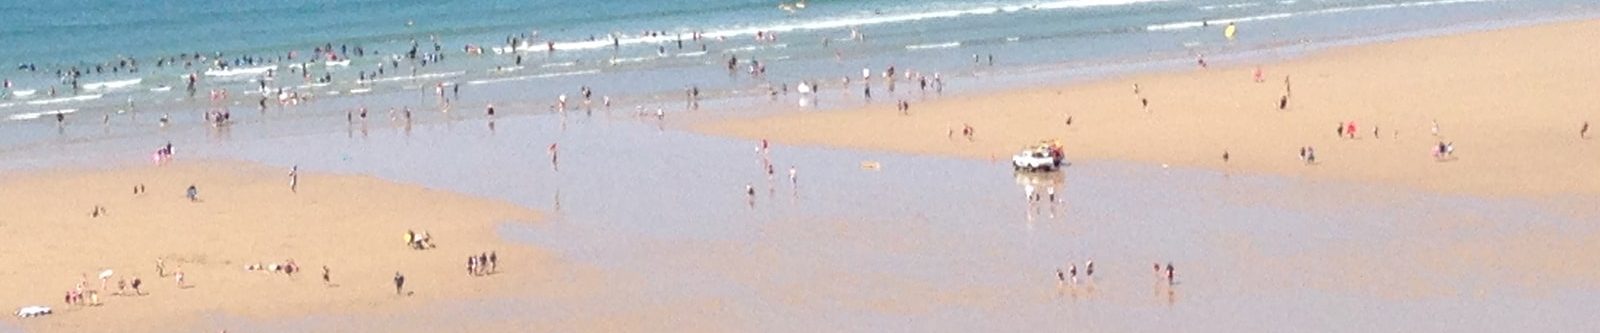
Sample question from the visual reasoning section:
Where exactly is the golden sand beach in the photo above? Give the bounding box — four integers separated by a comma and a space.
0, 161, 575, 333
700, 20, 1600, 197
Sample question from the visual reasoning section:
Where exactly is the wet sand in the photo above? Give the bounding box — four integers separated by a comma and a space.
5, 18, 1600, 333
0, 161, 577, 333
698, 19, 1600, 197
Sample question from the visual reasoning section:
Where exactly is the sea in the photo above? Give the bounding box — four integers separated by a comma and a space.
0, 0, 1595, 152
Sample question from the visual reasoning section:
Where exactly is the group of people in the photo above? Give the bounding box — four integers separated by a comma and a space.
1054, 260, 1095, 289
466, 252, 498, 276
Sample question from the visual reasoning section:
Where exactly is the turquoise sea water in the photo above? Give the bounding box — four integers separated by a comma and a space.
0, 0, 1594, 147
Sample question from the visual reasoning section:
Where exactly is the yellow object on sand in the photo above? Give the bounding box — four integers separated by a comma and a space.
1224, 23, 1237, 40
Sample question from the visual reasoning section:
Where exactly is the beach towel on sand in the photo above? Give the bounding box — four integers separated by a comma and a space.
16, 306, 52, 317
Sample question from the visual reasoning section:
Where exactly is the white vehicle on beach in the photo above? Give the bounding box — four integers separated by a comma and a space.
1011, 140, 1066, 172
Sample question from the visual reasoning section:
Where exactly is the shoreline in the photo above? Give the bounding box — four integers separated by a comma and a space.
0, 160, 583, 332
6, 2, 1595, 159
696, 19, 1600, 197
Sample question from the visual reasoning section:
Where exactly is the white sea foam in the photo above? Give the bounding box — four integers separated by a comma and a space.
26, 94, 102, 106
204, 65, 276, 77
1150, 0, 1496, 31
905, 42, 961, 50
609, 56, 654, 65
1201, 2, 1263, 10
492, 0, 1163, 54
7, 108, 77, 121
465, 70, 600, 85
367, 71, 466, 83
83, 78, 142, 91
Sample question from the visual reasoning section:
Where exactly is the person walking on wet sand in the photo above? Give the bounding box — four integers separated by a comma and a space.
393, 272, 406, 295
1165, 263, 1175, 285
489, 252, 497, 273
1056, 269, 1066, 289
1085, 260, 1095, 282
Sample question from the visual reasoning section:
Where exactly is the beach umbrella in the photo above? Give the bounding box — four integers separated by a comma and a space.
98, 269, 114, 280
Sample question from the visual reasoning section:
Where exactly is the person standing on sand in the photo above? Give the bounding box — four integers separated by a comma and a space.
186, 185, 199, 202
548, 143, 559, 169
1278, 95, 1288, 110
1337, 123, 1345, 138
1346, 121, 1357, 139
289, 165, 299, 193
1431, 119, 1440, 137
789, 166, 797, 187
393, 272, 406, 294
322, 266, 330, 285
175, 269, 186, 288
131, 277, 142, 295
1582, 122, 1590, 139
1165, 263, 1175, 285
157, 259, 166, 277
1284, 75, 1292, 97
489, 252, 497, 273
1056, 269, 1066, 289
1086, 260, 1095, 281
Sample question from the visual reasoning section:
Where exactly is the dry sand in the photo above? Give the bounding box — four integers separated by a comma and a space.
0, 160, 572, 333
699, 19, 1600, 197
